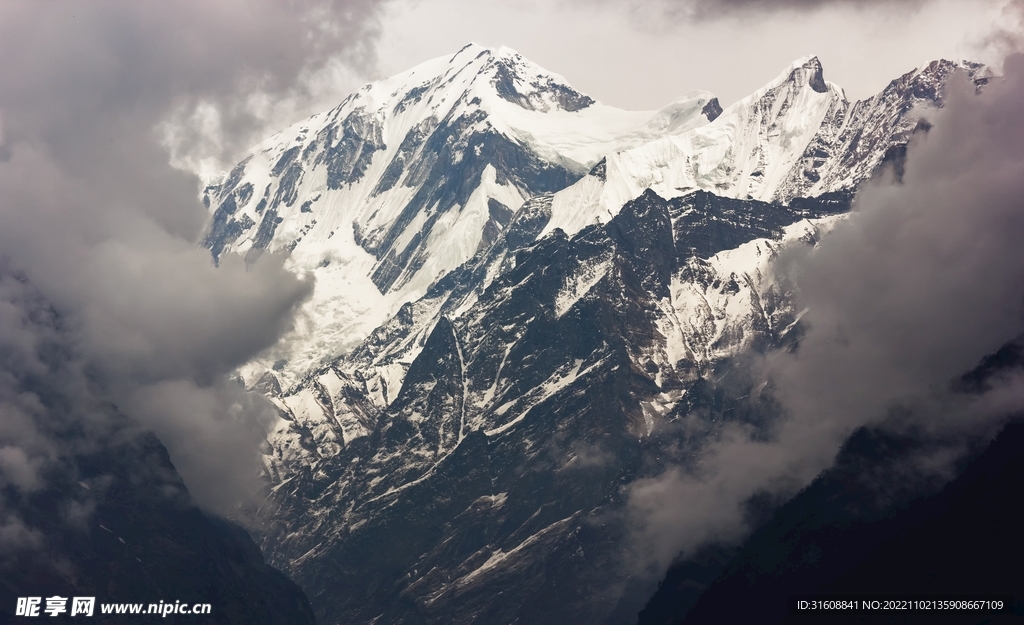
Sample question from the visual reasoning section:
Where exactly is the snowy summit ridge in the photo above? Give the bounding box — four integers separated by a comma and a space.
542, 55, 989, 238
201, 46, 984, 391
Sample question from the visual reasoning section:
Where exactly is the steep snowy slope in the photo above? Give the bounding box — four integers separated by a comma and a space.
543, 57, 989, 238
201, 44, 718, 388
778, 59, 990, 198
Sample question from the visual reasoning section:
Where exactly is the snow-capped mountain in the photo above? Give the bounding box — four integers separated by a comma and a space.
201, 43, 718, 388
198, 48, 989, 625
542, 57, 989, 238
203, 49, 984, 393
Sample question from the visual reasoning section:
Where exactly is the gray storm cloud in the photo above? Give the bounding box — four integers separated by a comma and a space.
0, 1, 387, 519
627, 54, 1024, 574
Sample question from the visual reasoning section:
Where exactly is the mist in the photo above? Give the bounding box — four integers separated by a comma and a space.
0, 0, 387, 522
627, 53, 1024, 574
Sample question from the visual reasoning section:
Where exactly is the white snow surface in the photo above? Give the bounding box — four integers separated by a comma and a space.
542, 56, 841, 238
541, 57, 987, 241
553, 250, 614, 317
658, 215, 845, 371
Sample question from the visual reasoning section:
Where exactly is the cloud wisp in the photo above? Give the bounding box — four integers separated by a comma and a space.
627, 54, 1024, 574
572, 0, 931, 24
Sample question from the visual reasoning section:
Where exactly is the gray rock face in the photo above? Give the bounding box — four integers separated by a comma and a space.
257, 190, 849, 625
773, 59, 989, 201
359, 108, 579, 293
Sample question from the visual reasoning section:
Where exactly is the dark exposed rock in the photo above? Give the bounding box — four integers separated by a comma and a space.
701, 98, 723, 122
244, 208, 280, 265
272, 147, 302, 177
393, 80, 436, 115
372, 118, 435, 197
218, 156, 252, 199
254, 371, 284, 397
202, 194, 239, 263
488, 55, 594, 112
272, 163, 303, 209
366, 109, 579, 293
539, 80, 596, 112
670, 190, 844, 262
315, 110, 386, 190
804, 57, 828, 94
475, 198, 515, 253
236, 182, 255, 207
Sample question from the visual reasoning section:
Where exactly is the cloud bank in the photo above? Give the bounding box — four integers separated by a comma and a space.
0, 0, 387, 524
628, 54, 1024, 573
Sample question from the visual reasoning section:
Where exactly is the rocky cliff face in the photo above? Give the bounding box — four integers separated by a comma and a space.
256, 190, 849, 625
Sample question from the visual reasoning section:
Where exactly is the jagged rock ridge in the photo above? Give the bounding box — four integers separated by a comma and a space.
258, 190, 850, 625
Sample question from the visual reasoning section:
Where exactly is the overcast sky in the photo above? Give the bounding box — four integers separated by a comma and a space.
367, 0, 1011, 110
156, 0, 1019, 178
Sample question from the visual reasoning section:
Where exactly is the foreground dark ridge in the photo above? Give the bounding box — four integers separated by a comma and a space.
639, 340, 1024, 625
0, 431, 317, 625
0, 271, 316, 625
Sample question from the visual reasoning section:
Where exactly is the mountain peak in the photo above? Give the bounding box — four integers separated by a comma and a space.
709, 55, 836, 121
203, 46, 722, 386
771, 54, 828, 94
447, 41, 494, 65
495, 44, 523, 59
481, 47, 595, 112
364, 44, 595, 115
448, 42, 526, 61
